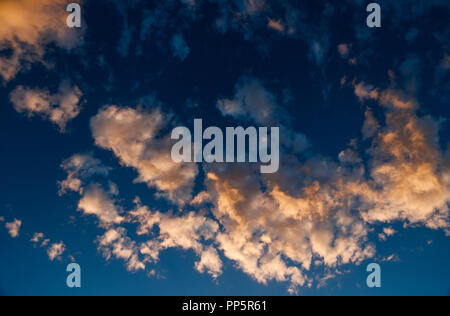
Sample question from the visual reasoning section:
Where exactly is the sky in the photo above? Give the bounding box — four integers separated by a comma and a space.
0, 0, 449, 296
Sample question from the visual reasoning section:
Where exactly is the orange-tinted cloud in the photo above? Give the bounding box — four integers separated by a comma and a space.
90, 105, 198, 204
10, 80, 83, 131
0, 0, 84, 82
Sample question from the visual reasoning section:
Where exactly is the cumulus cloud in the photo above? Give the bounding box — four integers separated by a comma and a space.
86, 194, 223, 277
78, 184, 124, 227
47, 242, 66, 261
50, 58, 449, 292
0, 0, 84, 82
352, 81, 450, 229
5, 219, 22, 238
90, 105, 198, 204
200, 86, 449, 288
131, 200, 223, 278
202, 71, 449, 290
58, 157, 222, 278
94, 202, 221, 275
195, 246, 223, 279
97, 227, 145, 272
59, 84, 449, 289
202, 166, 373, 289
70, 70, 442, 291
59, 153, 123, 227
59, 153, 111, 194
10, 80, 83, 131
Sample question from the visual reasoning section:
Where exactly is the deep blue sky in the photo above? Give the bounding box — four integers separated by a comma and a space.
0, 0, 449, 296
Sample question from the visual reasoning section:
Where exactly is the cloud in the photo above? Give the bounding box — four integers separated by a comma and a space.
0, 0, 84, 82
441, 54, 450, 70
82, 72, 449, 291
195, 246, 223, 279
267, 19, 285, 33
47, 242, 66, 261
131, 201, 223, 278
10, 80, 83, 131
5, 219, 22, 238
202, 165, 373, 290
30, 231, 70, 260
200, 71, 449, 290
351, 80, 450, 229
59, 153, 111, 194
217, 77, 280, 125
338, 44, 350, 59
97, 227, 145, 272
60, 82, 449, 290
337, 43, 357, 65
30, 232, 45, 243
353, 80, 417, 110
107, 0, 140, 57
90, 105, 198, 204
171, 34, 190, 61
191, 191, 212, 206
217, 76, 309, 153
379, 227, 396, 241
77, 184, 124, 227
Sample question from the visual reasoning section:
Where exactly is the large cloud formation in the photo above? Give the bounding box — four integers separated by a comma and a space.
0, 0, 84, 82
58, 70, 449, 293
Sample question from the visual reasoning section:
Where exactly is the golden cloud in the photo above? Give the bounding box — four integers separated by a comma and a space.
0, 0, 83, 82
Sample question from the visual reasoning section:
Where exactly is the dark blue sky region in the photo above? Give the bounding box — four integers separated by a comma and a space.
0, 0, 449, 296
